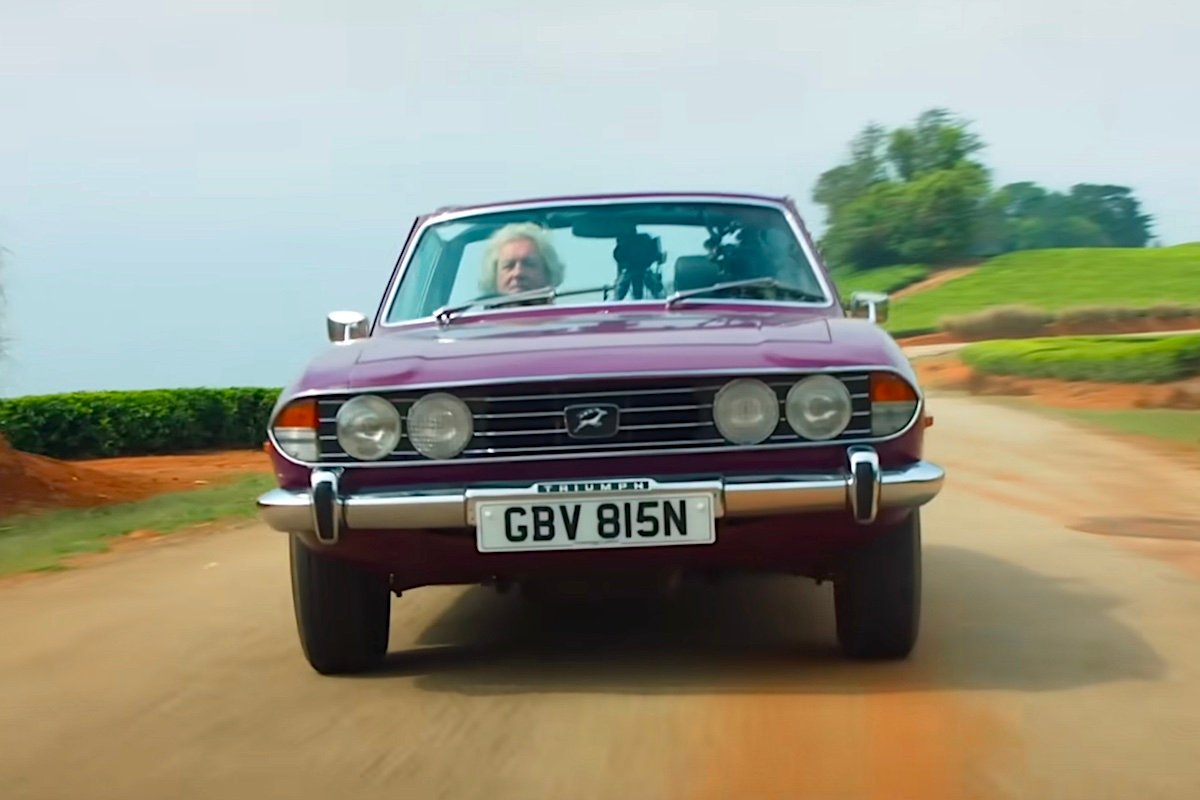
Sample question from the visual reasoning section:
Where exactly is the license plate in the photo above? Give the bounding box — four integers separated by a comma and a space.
475, 494, 716, 553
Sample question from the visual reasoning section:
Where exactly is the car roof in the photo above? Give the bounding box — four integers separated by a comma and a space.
427, 191, 794, 217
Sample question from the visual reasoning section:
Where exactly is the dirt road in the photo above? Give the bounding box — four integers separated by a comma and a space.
3, 394, 1200, 799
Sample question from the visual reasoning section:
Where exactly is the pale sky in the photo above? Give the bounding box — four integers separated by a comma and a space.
2, 0, 1197, 398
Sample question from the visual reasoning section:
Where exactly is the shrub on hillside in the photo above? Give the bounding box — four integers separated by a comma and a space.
939, 305, 1054, 340
1055, 305, 1144, 326
1058, 304, 1200, 334
0, 387, 281, 459
960, 334, 1200, 384
1145, 303, 1200, 321
937, 303, 1200, 338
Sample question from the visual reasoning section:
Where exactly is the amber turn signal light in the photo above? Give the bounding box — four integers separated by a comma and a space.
869, 372, 917, 403
275, 399, 318, 430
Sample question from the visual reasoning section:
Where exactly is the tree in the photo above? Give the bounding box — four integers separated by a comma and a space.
987, 181, 1154, 251
894, 162, 991, 262
1067, 184, 1154, 247
812, 110, 1157, 269
813, 108, 993, 269
812, 123, 889, 216
818, 181, 909, 269
886, 108, 986, 181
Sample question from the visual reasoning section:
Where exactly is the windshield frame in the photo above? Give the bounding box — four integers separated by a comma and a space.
372, 193, 837, 331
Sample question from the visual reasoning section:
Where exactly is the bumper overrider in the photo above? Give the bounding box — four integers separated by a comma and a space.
257, 445, 945, 546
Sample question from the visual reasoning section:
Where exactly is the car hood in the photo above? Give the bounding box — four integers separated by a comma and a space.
289, 307, 910, 392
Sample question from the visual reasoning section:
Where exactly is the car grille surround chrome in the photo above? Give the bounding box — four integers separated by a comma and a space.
311, 372, 885, 466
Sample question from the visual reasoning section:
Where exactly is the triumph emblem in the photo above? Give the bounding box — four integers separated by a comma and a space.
564, 403, 620, 439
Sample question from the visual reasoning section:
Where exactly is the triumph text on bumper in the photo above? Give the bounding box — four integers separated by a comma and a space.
256, 446, 945, 545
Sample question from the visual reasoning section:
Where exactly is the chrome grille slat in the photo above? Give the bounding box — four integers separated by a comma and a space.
464, 437, 730, 455
474, 410, 566, 420
473, 420, 710, 438
621, 421, 710, 431
458, 385, 717, 403
474, 428, 564, 438
474, 403, 710, 420
314, 372, 881, 462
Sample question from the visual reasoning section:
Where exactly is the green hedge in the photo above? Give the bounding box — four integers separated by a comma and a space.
959, 334, 1200, 384
0, 387, 282, 459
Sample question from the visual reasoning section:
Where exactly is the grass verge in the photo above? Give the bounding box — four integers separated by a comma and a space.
0, 473, 276, 577
884, 243, 1200, 336
959, 333, 1200, 383
1051, 409, 1200, 446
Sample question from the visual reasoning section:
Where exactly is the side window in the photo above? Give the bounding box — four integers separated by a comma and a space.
386, 231, 445, 323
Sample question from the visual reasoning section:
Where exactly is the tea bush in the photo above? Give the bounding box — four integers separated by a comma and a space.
0, 387, 281, 459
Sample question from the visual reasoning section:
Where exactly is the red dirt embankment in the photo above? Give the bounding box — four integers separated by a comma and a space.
0, 435, 271, 518
914, 356, 1200, 411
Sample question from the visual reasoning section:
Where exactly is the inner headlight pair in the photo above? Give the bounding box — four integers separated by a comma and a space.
336, 392, 472, 460
713, 375, 852, 445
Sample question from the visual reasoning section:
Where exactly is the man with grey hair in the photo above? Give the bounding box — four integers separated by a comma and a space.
479, 222, 566, 296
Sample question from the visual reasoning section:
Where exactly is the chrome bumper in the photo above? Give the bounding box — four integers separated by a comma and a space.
257, 446, 944, 546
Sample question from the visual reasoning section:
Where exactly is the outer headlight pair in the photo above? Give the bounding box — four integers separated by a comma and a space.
334, 392, 473, 461
713, 376, 853, 444
711, 372, 919, 445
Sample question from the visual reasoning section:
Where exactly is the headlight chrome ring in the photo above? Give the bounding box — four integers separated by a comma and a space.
785, 375, 853, 440
407, 392, 474, 460
713, 378, 780, 445
335, 395, 403, 460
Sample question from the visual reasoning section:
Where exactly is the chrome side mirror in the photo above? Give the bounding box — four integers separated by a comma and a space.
327, 310, 369, 344
847, 291, 890, 324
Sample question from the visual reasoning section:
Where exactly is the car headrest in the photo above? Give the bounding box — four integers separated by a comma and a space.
672, 256, 720, 292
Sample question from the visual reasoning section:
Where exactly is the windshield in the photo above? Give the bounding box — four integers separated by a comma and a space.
381, 199, 830, 325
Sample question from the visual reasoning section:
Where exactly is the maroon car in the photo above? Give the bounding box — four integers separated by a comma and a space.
257, 192, 945, 675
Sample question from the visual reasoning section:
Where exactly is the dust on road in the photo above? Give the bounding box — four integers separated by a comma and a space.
2, 394, 1199, 800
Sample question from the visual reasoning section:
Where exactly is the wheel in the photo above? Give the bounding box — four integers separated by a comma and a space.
833, 510, 921, 660
289, 534, 391, 675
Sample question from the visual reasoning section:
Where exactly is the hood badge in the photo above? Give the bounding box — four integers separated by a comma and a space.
564, 403, 620, 439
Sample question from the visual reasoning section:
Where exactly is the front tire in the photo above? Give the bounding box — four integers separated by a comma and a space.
289, 534, 391, 675
833, 510, 921, 660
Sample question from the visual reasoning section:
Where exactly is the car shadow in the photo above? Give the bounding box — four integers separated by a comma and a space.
352, 544, 1166, 695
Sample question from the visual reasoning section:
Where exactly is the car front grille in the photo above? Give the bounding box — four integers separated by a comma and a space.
316, 373, 874, 464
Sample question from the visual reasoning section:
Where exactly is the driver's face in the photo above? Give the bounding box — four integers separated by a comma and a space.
496, 238, 549, 294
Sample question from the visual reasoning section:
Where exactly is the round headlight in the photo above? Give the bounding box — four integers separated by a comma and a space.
407, 392, 473, 460
713, 378, 780, 445
336, 395, 403, 460
785, 375, 853, 440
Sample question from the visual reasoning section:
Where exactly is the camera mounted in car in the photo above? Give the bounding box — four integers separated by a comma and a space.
612, 232, 666, 300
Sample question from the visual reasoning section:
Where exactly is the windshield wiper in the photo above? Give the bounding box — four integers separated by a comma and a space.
434, 284, 614, 325
663, 276, 825, 308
